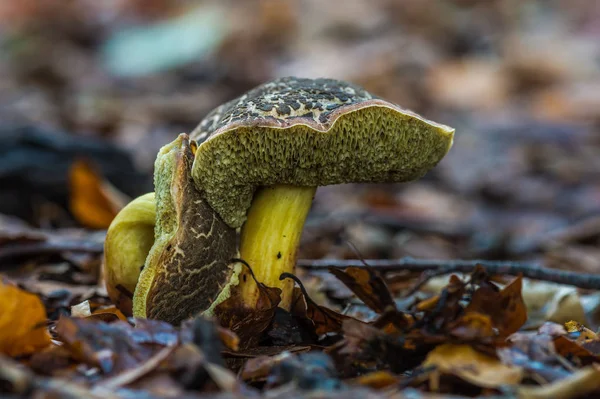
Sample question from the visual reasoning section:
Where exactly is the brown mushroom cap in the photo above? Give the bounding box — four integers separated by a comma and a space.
190, 77, 454, 228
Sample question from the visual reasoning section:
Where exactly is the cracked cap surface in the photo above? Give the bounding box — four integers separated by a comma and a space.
190, 77, 455, 228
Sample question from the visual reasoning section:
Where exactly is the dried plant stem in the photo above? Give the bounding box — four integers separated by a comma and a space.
297, 257, 600, 290
93, 345, 174, 391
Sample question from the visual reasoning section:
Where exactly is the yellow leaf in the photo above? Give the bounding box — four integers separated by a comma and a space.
565, 320, 598, 341
0, 281, 51, 357
69, 159, 128, 229
351, 370, 399, 389
423, 344, 523, 389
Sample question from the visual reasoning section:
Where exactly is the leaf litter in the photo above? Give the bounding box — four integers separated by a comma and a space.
4, 239, 600, 398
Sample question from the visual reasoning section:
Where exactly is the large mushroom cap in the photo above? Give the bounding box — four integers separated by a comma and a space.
191, 77, 454, 228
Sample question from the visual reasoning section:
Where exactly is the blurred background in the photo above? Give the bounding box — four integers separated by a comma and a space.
1, 0, 599, 270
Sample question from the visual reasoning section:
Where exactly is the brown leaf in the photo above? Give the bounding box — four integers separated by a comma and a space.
328, 266, 396, 314
216, 326, 240, 352
464, 275, 527, 337
0, 281, 51, 357
448, 312, 496, 340
422, 343, 523, 389
338, 318, 386, 356
284, 273, 356, 335
417, 274, 466, 332
372, 307, 414, 334
88, 306, 129, 323
55, 316, 178, 374
68, 159, 127, 229
240, 352, 293, 382
215, 264, 281, 349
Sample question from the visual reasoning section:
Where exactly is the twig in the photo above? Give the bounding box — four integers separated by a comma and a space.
0, 241, 104, 264
93, 345, 175, 391
296, 257, 600, 290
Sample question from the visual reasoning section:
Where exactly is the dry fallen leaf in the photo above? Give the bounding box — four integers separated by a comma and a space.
0, 281, 51, 357
285, 274, 356, 335
215, 267, 281, 349
69, 159, 128, 229
241, 352, 294, 382
216, 326, 240, 352
423, 343, 523, 389
328, 266, 396, 314
55, 316, 179, 374
464, 275, 527, 337
89, 306, 129, 323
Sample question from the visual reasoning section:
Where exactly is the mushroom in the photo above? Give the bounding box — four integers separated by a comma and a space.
189, 77, 454, 309
104, 77, 454, 324
106, 134, 238, 323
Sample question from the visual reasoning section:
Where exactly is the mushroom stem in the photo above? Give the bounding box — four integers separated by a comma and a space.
239, 184, 316, 310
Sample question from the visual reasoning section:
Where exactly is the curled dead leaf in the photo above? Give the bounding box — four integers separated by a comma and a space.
464, 275, 527, 337
215, 262, 281, 349
328, 266, 396, 314
283, 273, 357, 335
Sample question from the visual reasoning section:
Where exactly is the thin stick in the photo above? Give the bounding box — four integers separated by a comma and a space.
296, 257, 600, 290
0, 241, 104, 263
93, 345, 174, 391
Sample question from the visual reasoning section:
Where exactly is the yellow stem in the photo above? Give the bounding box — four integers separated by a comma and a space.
239, 185, 316, 310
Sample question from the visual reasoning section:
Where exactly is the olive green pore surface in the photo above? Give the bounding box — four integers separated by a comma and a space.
190, 77, 454, 229
133, 134, 238, 324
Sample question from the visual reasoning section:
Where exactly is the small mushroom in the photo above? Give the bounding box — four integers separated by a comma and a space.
104, 77, 454, 324
104, 192, 155, 315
